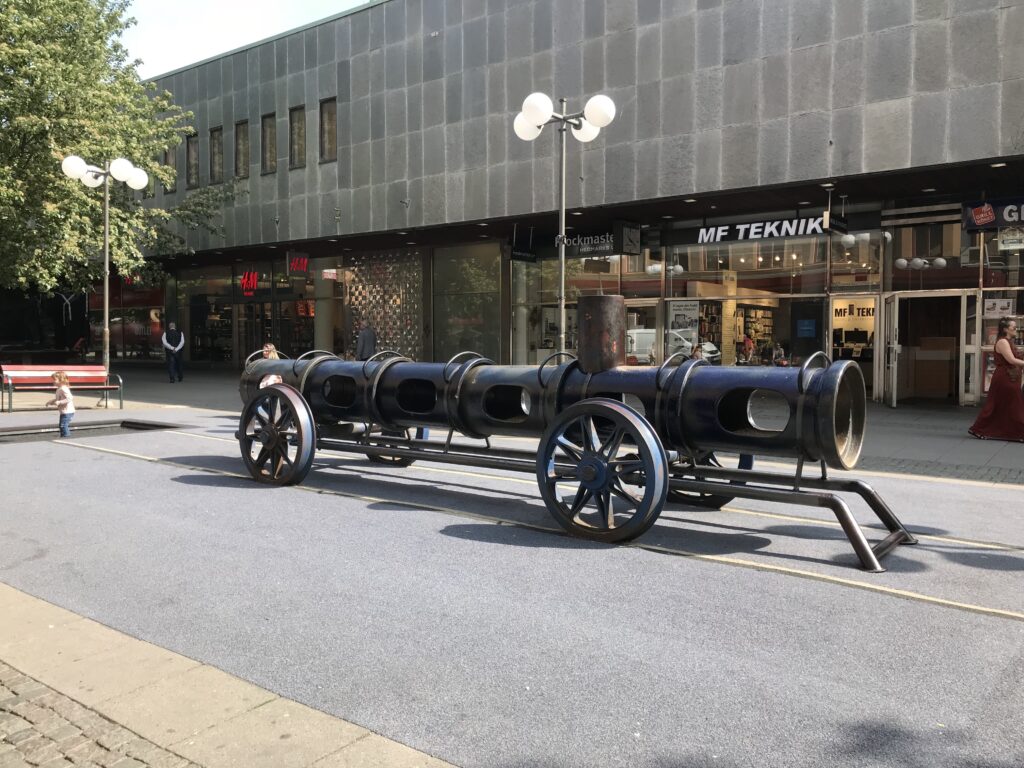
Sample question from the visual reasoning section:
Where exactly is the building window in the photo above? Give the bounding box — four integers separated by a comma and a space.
320, 99, 337, 163
209, 127, 223, 184
261, 113, 276, 174
162, 147, 176, 193
289, 106, 306, 169
186, 135, 199, 189
235, 120, 249, 179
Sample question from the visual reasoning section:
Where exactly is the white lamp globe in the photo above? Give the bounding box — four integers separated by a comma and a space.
521, 92, 554, 125
126, 167, 149, 190
645, 264, 662, 274
932, 257, 946, 269
910, 258, 924, 269
894, 258, 908, 270
81, 167, 105, 188
61, 155, 87, 180
671, 264, 684, 275
571, 118, 600, 143
109, 158, 135, 183
583, 94, 616, 128
840, 233, 856, 248
883, 231, 893, 243
513, 113, 542, 141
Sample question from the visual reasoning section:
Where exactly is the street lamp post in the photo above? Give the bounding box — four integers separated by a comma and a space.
61, 155, 149, 378
513, 93, 616, 354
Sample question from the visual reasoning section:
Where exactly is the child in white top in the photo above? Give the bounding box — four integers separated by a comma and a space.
46, 371, 75, 437
259, 343, 284, 388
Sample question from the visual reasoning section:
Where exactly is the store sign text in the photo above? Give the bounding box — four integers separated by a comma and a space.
963, 199, 1024, 231
697, 217, 824, 244
834, 305, 874, 319
239, 271, 258, 297
553, 231, 615, 256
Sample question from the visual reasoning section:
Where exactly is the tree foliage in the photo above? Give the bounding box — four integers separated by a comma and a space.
0, 0, 224, 293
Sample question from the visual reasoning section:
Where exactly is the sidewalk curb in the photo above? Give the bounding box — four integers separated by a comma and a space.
0, 583, 454, 768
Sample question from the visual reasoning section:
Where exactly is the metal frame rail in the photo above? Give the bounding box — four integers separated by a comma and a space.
315, 432, 916, 572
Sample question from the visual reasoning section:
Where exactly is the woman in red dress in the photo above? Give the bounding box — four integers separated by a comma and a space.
969, 317, 1024, 441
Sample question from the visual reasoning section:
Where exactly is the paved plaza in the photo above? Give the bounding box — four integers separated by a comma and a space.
1, 364, 1023, 767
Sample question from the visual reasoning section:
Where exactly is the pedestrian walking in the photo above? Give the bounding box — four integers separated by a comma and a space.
162, 321, 185, 382
259, 343, 283, 388
969, 317, 1024, 442
355, 319, 378, 361
45, 371, 75, 438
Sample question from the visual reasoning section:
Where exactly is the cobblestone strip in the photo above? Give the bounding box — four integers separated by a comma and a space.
0, 662, 201, 768
857, 456, 1024, 485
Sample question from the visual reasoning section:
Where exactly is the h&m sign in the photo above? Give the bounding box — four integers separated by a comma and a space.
694, 217, 825, 244
287, 251, 310, 276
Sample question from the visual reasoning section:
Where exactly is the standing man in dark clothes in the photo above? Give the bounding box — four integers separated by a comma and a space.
162, 321, 185, 382
355, 319, 378, 360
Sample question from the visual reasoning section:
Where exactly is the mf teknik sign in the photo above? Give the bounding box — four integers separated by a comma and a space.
693, 216, 826, 244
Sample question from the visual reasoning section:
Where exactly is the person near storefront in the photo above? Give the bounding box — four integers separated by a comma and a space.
969, 317, 1024, 442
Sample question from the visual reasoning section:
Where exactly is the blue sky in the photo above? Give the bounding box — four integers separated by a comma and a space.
122, 0, 368, 79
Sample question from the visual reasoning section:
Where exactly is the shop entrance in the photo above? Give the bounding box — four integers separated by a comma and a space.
236, 302, 273, 364
882, 293, 966, 405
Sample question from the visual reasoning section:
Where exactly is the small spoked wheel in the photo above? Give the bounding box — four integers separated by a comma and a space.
366, 427, 429, 467
239, 384, 316, 485
667, 452, 754, 509
537, 398, 668, 543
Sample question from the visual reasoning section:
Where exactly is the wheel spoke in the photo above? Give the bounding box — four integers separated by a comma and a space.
594, 490, 613, 528
555, 435, 583, 462
569, 485, 593, 515
582, 416, 601, 453
610, 459, 645, 475
610, 479, 641, 507
254, 446, 271, 469
600, 428, 626, 460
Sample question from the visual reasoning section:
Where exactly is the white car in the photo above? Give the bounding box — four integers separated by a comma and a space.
625, 329, 722, 365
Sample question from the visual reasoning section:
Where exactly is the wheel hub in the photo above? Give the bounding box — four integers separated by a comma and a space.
577, 454, 608, 490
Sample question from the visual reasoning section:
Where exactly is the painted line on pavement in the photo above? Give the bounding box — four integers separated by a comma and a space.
54, 439, 1024, 625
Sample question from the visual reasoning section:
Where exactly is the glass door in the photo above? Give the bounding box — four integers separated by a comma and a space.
883, 294, 899, 408
236, 302, 273, 364
962, 292, 980, 405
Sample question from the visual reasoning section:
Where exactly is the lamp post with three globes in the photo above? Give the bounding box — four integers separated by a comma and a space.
513, 93, 616, 354
61, 155, 149, 377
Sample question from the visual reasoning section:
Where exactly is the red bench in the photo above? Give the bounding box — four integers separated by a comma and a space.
0, 364, 123, 413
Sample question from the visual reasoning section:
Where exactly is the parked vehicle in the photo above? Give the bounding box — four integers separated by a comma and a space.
625, 329, 722, 365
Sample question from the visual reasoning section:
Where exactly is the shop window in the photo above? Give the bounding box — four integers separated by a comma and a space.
209, 127, 223, 184
186, 135, 199, 189
235, 120, 249, 179
261, 113, 277, 174
162, 147, 176, 193
433, 244, 500, 363
289, 106, 306, 169
889, 223, 976, 290
830, 230, 881, 293
320, 98, 337, 162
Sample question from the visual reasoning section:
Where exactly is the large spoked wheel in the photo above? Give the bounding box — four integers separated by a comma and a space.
667, 452, 754, 509
537, 398, 668, 543
366, 427, 429, 467
239, 384, 316, 485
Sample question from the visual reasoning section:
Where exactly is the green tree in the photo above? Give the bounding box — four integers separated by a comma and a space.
0, 0, 227, 293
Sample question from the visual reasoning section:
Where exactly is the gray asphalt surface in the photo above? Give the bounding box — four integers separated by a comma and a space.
2, 410, 1023, 767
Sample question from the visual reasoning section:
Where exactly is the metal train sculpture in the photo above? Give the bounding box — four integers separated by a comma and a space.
237, 296, 915, 572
